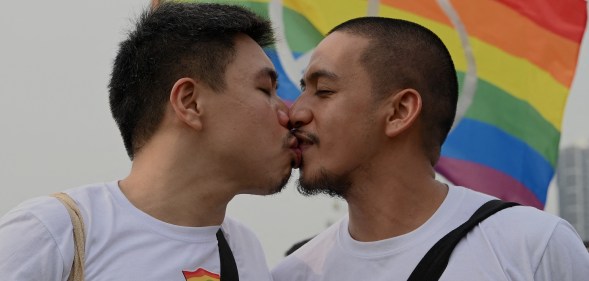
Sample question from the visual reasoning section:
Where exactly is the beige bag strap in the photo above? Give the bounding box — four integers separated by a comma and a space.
53, 192, 86, 281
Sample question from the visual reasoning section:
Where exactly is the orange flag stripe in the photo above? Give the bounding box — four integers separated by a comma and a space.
382, 0, 582, 87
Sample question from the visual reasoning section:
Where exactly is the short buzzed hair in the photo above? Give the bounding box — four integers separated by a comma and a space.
329, 17, 458, 164
109, 2, 274, 159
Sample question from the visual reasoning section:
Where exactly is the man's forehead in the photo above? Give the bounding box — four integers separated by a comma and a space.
304, 42, 357, 83
318, 31, 368, 51
309, 33, 367, 67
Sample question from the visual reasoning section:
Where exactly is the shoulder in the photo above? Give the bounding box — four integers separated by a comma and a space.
222, 217, 274, 280
450, 186, 575, 255
444, 187, 589, 279
289, 219, 341, 259
221, 216, 260, 242
2, 195, 73, 239
0, 194, 73, 279
0, 182, 113, 262
273, 252, 319, 281
480, 203, 564, 242
534, 219, 589, 279
221, 216, 267, 257
457, 186, 567, 252
472, 200, 587, 266
489, 205, 586, 254
480, 206, 589, 279
61, 181, 116, 211
272, 218, 343, 281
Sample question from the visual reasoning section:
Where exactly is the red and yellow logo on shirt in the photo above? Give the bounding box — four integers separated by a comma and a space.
183, 268, 220, 281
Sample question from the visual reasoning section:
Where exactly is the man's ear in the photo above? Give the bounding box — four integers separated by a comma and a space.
169, 77, 203, 131
383, 88, 422, 138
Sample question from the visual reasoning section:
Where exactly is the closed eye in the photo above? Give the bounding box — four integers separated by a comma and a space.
258, 88, 272, 96
316, 90, 334, 96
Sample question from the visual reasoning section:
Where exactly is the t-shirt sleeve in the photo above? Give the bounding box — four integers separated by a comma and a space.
0, 208, 69, 281
534, 219, 589, 281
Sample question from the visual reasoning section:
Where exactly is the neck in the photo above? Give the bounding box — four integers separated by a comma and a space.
119, 176, 231, 228
119, 140, 237, 227
345, 155, 448, 242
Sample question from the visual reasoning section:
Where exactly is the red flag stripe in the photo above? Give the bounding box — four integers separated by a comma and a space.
497, 0, 587, 42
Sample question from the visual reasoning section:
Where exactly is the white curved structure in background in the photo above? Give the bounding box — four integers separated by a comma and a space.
269, 0, 312, 88
363, 1, 477, 195
438, 0, 478, 130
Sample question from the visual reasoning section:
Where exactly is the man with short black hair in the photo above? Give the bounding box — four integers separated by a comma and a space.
0, 3, 300, 280
273, 17, 589, 280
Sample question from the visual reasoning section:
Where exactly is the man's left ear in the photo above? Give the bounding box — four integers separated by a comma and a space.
383, 88, 422, 138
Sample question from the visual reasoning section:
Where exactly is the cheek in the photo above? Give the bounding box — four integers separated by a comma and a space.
320, 113, 353, 142
256, 107, 285, 141
322, 119, 367, 157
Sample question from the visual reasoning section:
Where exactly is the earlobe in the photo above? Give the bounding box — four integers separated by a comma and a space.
384, 89, 422, 138
170, 78, 203, 131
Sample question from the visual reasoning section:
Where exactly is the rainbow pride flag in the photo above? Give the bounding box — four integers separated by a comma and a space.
183, 268, 220, 281
180, 0, 587, 209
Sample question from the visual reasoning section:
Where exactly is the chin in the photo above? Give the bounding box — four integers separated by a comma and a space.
296, 167, 350, 199
272, 171, 292, 194
248, 171, 291, 196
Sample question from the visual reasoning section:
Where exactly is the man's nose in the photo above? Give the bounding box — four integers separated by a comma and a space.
276, 98, 290, 128
289, 99, 312, 129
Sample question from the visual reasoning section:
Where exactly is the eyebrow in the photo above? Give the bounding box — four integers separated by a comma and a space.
257, 67, 278, 85
300, 69, 339, 88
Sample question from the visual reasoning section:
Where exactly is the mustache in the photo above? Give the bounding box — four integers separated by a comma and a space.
283, 131, 298, 148
292, 129, 320, 145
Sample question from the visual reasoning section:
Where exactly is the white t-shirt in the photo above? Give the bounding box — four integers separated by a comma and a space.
0, 181, 272, 281
272, 185, 589, 281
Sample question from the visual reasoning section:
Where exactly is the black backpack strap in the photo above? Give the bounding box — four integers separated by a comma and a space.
407, 199, 520, 281
217, 229, 239, 281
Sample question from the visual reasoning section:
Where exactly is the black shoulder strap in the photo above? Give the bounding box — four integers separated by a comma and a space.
217, 229, 239, 281
407, 199, 520, 281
